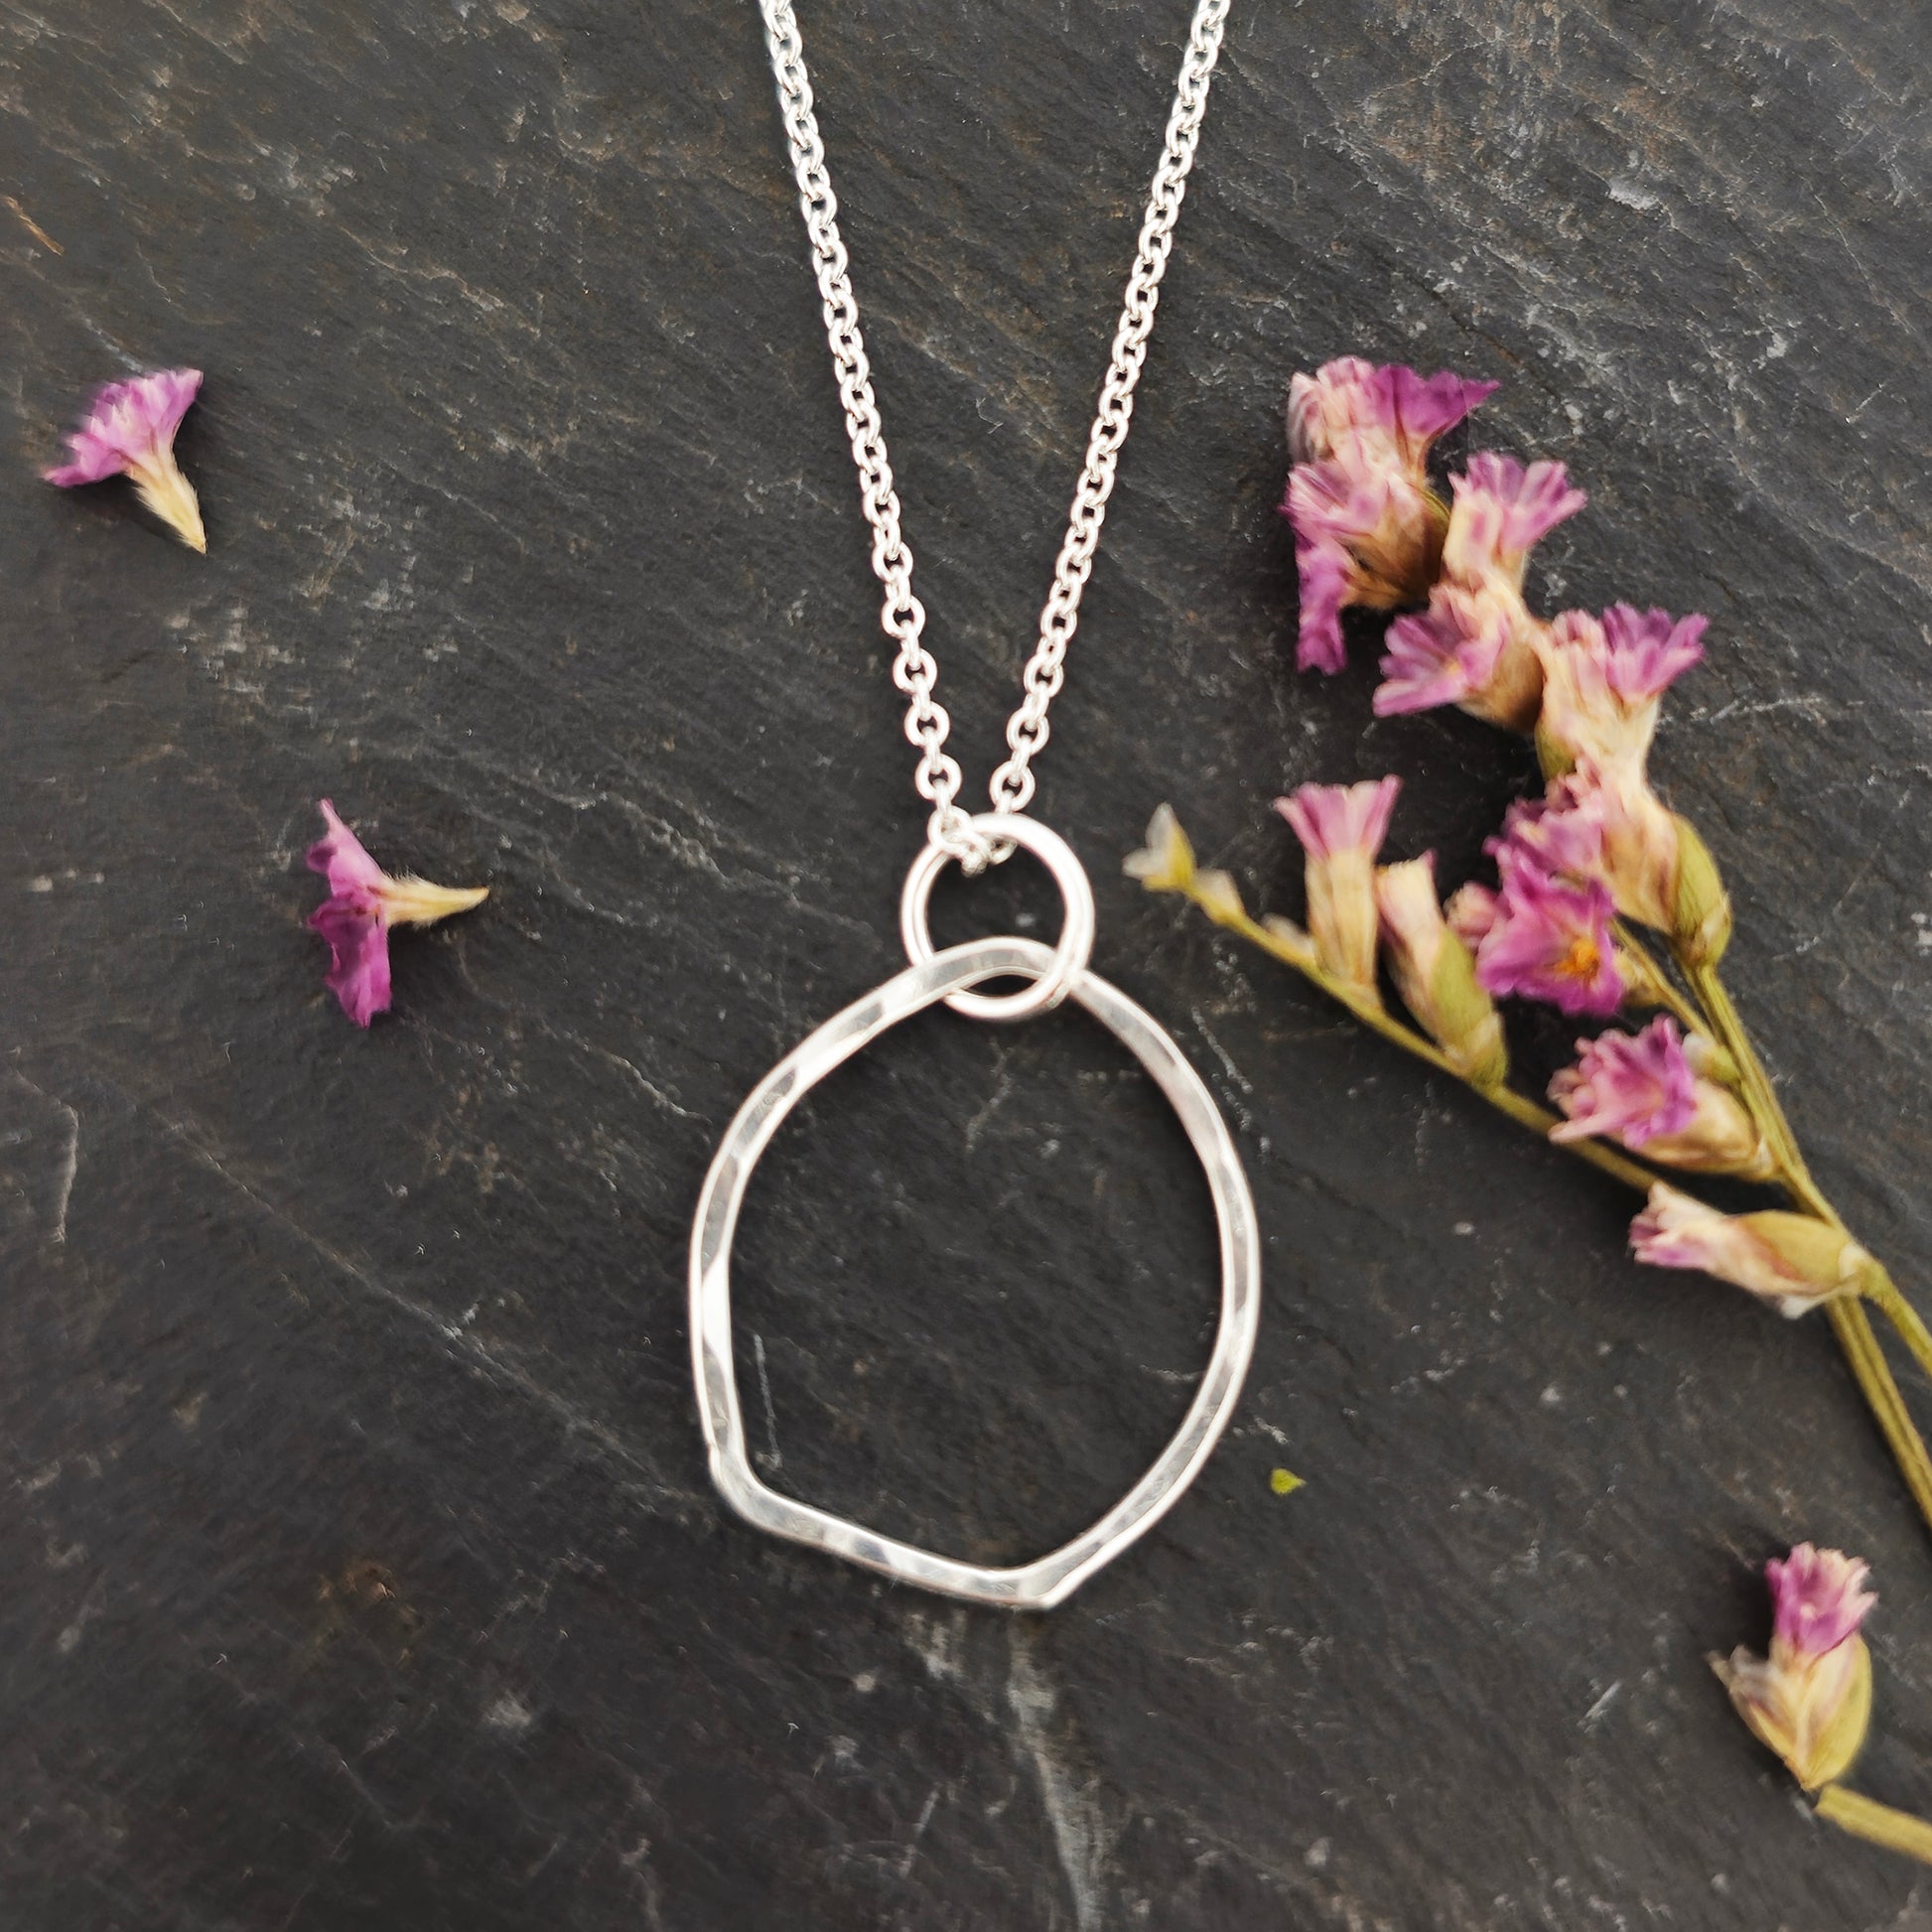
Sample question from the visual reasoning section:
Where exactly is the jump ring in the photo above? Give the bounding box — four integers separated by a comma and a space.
899, 813, 1096, 1023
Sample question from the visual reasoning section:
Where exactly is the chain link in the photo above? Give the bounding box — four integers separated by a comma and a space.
757, 0, 1229, 866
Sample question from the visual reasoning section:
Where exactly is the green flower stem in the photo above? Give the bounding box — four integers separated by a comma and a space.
1869, 1273, 1932, 1388
1826, 1297, 1932, 1534
1684, 962, 1822, 1208
1816, 1785, 1932, 1867
1679, 958, 1932, 1540
1193, 887, 1932, 1546
1613, 921, 1709, 1037
1205, 900, 1662, 1194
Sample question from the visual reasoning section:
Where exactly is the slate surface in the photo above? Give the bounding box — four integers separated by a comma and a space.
5, 1, 1932, 1926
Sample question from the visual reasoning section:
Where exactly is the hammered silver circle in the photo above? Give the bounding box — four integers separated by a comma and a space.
689, 935, 1264, 1611
899, 812, 1096, 1023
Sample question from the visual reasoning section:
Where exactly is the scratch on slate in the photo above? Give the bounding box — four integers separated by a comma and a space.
9, 1074, 80, 1243
1006, 1629, 1114, 1932
1582, 1681, 1621, 1731
160, 1116, 696, 1515
897, 1784, 940, 1879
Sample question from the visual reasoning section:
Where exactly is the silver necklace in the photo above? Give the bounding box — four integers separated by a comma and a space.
689, 0, 1261, 1610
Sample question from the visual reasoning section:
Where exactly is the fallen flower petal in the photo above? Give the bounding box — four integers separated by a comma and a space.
306, 799, 488, 1027
45, 367, 207, 552
1630, 1183, 1879, 1314
1714, 1543, 1875, 1791
1278, 777, 1400, 994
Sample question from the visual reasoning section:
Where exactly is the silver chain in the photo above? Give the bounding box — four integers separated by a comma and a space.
756, 0, 1230, 870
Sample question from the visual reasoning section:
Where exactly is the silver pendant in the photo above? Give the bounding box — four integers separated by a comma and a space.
688, 814, 1262, 1609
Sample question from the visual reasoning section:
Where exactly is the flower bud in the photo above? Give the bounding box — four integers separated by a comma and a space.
1714, 1545, 1875, 1791
1123, 805, 1250, 931
1375, 855, 1507, 1086
1122, 803, 1197, 896
1629, 1184, 1881, 1315
1276, 778, 1401, 996
1669, 812, 1731, 965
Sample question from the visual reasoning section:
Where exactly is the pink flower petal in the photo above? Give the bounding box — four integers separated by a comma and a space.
1374, 597, 1506, 716
1475, 865, 1624, 1015
1277, 775, 1401, 862
1293, 524, 1354, 674
310, 892, 393, 1028
1548, 1016, 1697, 1145
44, 368, 203, 484
1485, 789, 1606, 887
1445, 453, 1587, 585
1288, 357, 1496, 469
1385, 366, 1501, 450
307, 797, 389, 897
1768, 1545, 1876, 1662
1599, 602, 1708, 703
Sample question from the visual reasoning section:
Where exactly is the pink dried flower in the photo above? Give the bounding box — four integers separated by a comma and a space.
1441, 454, 1587, 589
1277, 776, 1401, 993
1374, 582, 1540, 728
1549, 1016, 1771, 1173
1375, 853, 1506, 1084
45, 367, 207, 552
1287, 358, 1499, 474
1771, 1545, 1877, 1662
1373, 456, 1583, 730
307, 800, 489, 1028
1714, 1544, 1875, 1791
1549, 1017, 1696, 1145
1473, 862, 1623, 1016
1487, 790, 1606, 888
1282, 359, 1496, 674
1560, 757, 1684, 934
1629, 1183, 1877, 1315
1539, 604, 1707, 767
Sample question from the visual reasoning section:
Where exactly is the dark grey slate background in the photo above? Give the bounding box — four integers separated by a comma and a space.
4, 0, 1932, 1925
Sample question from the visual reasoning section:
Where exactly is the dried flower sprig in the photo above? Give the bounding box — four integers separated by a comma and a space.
1132, 357, 1932, 1547
1716, 1545, 1932, 1866
45, 368, 207, 552
307, 800, 488, 1027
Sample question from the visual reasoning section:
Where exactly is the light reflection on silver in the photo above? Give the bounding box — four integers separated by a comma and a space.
689, 935, 1262, 1610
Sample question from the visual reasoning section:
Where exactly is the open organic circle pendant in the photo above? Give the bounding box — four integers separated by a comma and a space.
689, 820, 1262, 1609
715, 5, 1253, 1607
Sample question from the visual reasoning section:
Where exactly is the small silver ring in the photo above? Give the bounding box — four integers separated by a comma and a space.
899, 813, 1096, 1023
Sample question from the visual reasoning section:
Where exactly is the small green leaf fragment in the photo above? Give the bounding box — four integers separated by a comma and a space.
1269, 1467, 1305, 1496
